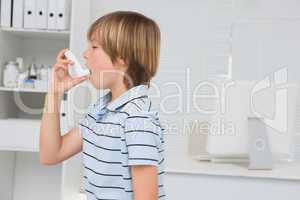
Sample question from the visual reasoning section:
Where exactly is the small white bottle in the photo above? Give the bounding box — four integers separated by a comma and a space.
3, 61, 19, 88
40, 64, 48, 81
18, 72, 28, 88
16, 57, 24, 72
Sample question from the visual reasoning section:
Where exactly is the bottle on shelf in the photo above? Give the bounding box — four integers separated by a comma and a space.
16, 57, 24, 72
28, 62, 38, 80
3, 61, 19, 88
34, 64, 48, 90
23, 79, 35, 89
17, 72, 28, 88
39, 64, 48, 81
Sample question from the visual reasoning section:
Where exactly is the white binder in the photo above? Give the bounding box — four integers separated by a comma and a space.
35, 0, 47, 29
47, 0, 56, 30
24, 0, 36, 29
12, 0, 24, 28
56, 0, 71, 30
1, 0, 12, 27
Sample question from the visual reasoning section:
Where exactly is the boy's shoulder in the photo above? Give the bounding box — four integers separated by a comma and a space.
121, 96, 159, 120
121, 97, 163, 136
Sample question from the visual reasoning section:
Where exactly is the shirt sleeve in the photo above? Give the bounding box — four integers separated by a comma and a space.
124, 111, 162, 166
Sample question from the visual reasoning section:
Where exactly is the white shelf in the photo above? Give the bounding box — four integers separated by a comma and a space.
0, 86, 47, 93
0, 27, 70, 40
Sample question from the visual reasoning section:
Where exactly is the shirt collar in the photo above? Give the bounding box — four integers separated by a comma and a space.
106, 84, 149, 111
88, 90, 111, 119
88, 84, 149, 120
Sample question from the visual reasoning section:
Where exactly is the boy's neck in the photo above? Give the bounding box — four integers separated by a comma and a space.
108, 82, 129, 104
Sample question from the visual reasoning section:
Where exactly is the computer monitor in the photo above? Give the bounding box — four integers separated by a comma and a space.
206, 80, 299, 162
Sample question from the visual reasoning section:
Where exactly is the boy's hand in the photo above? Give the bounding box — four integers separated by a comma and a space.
48, 48, 88, 95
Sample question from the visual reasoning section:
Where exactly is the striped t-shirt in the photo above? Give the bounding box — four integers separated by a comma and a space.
78, 84, 166, 200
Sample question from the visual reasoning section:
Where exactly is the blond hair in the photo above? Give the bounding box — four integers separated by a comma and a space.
87, 11, 161, 88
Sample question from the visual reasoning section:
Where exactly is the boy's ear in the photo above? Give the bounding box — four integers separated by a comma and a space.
116, 57, 128, 71
117, 57, 126, 65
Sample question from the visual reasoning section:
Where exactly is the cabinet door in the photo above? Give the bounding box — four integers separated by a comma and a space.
0, 119, 40, 151
165, 173, 300, 200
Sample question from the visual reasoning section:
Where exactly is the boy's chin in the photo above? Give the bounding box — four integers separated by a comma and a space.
93, 85, 105, 90
89, 77, 111, 90
93, 83, 109, 90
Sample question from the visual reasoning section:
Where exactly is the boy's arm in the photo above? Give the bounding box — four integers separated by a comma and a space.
39, 92, 82, 165
39, 48, 87, 165
131, 165, 158, 200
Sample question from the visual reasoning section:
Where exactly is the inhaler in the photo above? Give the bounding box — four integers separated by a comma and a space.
64, 50, 90, 78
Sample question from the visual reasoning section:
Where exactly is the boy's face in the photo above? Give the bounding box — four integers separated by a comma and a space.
83, 39, 126, 90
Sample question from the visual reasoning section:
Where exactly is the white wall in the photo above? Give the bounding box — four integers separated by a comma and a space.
232, 0, 300, 81
89, 0, 300, 156
19, 38, 68, 69
90, 0, 233, 155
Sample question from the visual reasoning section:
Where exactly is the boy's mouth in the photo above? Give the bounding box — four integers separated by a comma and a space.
83, 63, 91, 75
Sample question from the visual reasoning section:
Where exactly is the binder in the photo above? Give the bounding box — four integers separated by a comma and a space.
35, 0, 47, 29
24, 0, 36, 29
1, 0, 12, 27
47, 0, 56, 30
56, 0, 71, 30
12, 0, 24, 28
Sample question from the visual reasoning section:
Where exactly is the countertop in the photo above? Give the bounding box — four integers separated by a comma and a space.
165, 153, 300, 181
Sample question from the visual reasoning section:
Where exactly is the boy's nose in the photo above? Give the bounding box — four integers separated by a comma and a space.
83, 50, 88, 60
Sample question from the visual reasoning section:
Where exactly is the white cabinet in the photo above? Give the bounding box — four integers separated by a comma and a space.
164, 154, 300, 200
0, 151, 62, 200
165, 172, 300, 200
0, 1, 92, 200
0, 119, 40, 151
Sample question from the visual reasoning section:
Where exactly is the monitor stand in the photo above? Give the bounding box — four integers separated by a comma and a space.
247, 117, 273, 170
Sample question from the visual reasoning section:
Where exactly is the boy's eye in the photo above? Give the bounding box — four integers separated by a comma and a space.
92, 46, 98, 49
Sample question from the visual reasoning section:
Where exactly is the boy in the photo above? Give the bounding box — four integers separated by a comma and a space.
40, 11, 165, 200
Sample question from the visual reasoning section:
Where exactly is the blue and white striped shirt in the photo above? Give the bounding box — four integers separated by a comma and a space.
79, 84, 166, 200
